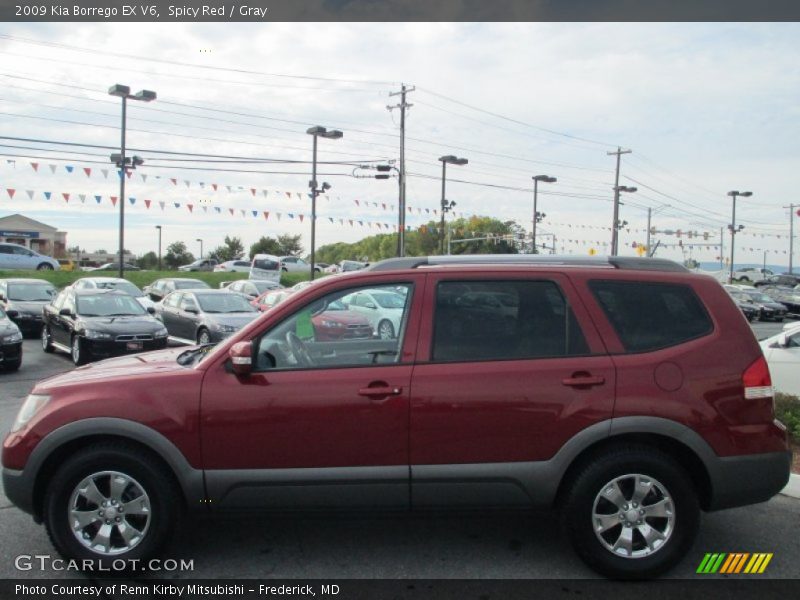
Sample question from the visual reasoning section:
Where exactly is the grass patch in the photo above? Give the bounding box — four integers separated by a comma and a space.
775, 393, 800, 443
0, 269, 307, 290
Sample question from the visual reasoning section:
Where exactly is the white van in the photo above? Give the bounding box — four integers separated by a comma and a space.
249, 254, 282, 283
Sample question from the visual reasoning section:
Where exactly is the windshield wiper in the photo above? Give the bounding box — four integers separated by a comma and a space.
176, 343, 215, 366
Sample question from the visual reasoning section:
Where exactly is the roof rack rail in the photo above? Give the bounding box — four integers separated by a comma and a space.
364, 255, 689, 273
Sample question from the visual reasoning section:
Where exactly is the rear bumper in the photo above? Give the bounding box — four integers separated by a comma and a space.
708, 450, 792, 511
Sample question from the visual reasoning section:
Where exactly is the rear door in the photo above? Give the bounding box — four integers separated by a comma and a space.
409, 272, 615, 507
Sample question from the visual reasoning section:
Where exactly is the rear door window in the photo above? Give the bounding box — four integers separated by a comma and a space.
432, 280, 590, 362
589, 280, 713, 352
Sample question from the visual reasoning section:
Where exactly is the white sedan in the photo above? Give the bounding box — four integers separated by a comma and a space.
214, 260, 252, 273
760, 323, 800, 397
341, 288, 407, 339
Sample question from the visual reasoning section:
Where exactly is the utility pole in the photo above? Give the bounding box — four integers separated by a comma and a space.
719, 227, 724, 270
785, 204, 797, 273
646, 208, 652, 258
388, 84, 414, 257
608, 147, 632, 256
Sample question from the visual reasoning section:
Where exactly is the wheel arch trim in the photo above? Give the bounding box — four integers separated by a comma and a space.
18, 418, 203, 520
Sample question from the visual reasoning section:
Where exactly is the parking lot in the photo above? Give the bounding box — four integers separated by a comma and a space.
0, 317, 798, 579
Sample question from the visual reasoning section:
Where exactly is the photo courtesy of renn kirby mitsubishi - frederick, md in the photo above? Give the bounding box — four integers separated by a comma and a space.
1, 256, 792, 579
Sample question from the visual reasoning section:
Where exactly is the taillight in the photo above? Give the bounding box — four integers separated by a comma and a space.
742, 356, 773, 400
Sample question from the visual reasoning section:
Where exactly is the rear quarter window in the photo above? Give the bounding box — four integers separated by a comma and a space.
589, 280, 713, 353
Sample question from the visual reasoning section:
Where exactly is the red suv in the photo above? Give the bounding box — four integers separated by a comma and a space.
2, 256, 791, 579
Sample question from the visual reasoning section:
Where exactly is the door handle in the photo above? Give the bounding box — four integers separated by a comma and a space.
562, 375, 605, 387
358, 386, 403, 398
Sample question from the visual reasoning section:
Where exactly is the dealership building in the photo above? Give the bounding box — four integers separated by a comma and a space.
0, 213, 67, 257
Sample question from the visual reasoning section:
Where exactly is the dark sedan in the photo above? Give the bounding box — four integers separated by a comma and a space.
761, 286, 800, 316
742, 289, 787, 321
728, 290, 759, 322
0, 278, 56, 336
143, 278, 211, 302
0, 307, 23, 371
41, 289, 169, 365
754, 273, 800, 288
156, 289, 260, 345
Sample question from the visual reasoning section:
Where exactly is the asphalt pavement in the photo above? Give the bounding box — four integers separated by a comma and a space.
0, 326, 798, 580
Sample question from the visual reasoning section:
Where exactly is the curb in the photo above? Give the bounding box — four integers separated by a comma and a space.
780, 473, 800, 499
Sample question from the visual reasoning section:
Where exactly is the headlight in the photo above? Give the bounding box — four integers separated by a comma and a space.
213, 324, 238, 333
11, 394, 50, 433
154, 327, 169, 338
83, 330, 113, 340
320, 320, 343, 328
2, 331, 23, 343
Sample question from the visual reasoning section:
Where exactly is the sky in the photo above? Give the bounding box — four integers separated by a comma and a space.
0, 22, 798, 267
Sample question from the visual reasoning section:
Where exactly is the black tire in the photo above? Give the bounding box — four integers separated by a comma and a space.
4, 358, 21, 371
739, 276, 750, 282
561, 444, 699, 580
41, 325, 54, 353
37, 262, 54, 271
71, 335, 90, 366
44, 442, 180, 568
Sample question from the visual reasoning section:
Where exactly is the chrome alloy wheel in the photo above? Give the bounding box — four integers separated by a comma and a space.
68, 471, 151, 555
592, 473, 675, 559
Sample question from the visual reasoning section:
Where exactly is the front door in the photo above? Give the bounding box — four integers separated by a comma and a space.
200, 276, 425, 510
409, 274, 615, 507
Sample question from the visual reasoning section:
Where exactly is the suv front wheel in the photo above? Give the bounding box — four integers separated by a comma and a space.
44, 443, 179, 568
561, 445, 699, 579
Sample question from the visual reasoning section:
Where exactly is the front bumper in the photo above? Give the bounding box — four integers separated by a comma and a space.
85, 337, 168, 358
708, 450, 792, 511
10, 316, 44, 336
2, 467, 35, 518
0, 341, 22, 364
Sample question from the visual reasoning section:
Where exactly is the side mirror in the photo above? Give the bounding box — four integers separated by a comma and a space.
777, 333, 789, 348
365, 302, 377, 310
147, 306, 156, 315
229, 341, 252, 376
59, 308, 73, 317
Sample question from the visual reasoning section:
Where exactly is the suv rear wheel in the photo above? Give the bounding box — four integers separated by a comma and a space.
44, 443, 179, 568
561, 445, 699, 579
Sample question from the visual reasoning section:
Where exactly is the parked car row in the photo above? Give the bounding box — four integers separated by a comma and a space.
722, 285, 788, 322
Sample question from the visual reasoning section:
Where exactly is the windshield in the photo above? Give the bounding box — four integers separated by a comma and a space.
93, 280, 143, 297
747, 293, 772, 302
372, 292, 406, 309
175, 280, 210, 290
76, 294, 147, 316
8, 283, 56, 301
195, 293, 256, 313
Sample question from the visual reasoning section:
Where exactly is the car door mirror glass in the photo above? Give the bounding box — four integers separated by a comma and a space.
229, 341, 253, 376
59, 308, 73, 317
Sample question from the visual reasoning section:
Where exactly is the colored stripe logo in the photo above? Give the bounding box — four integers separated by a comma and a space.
697, 553, 773, 574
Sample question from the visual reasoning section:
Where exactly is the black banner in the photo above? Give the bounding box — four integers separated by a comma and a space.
3, 579, 800, 600
2, 0, 800, 23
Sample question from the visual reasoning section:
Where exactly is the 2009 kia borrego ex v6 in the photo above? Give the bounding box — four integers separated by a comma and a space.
2, 256, 791, 579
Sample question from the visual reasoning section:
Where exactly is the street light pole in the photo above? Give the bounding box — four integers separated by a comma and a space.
307, 126, 343, 280
438, 155, 468, 255
532, 175, 556, 254
196, 238, 203, 259
108, 84, 156, 279
155, 225, 162, 271
727, 190, 753, 283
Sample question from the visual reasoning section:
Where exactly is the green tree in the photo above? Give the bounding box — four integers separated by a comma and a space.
210, 236, 245, 262
249, 236, 282, 258
164, 241, 194, 269
276, 234, 303, 256
137, 251, 159, 270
